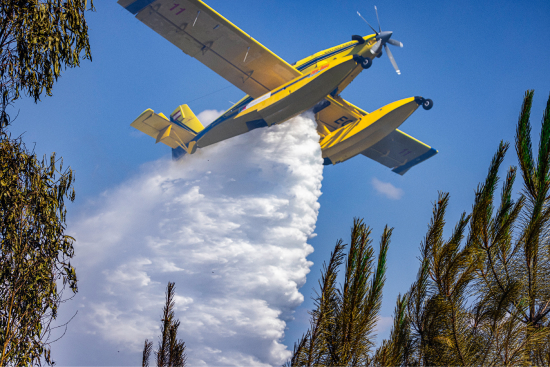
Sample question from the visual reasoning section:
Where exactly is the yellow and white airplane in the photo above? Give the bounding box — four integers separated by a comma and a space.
119, 0, 437, 175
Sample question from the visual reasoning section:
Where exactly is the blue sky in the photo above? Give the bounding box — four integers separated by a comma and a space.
7, 0, 550, 364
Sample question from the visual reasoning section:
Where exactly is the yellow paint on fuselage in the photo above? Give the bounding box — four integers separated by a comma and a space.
224, 34, 380, 120
294, 35, 377, 74
234, 34, 381, 120
193, 35, 386, 149
236, 59, 338, 118
196, 55, 362, 147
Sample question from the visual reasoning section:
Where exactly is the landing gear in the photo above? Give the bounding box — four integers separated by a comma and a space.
353, 55, 372, 69
422, 98, 433, 110
414, 97, 434, 110
361, 57, 372, 69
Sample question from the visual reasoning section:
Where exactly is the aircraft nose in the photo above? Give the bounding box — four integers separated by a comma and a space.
378, 31, 393, 44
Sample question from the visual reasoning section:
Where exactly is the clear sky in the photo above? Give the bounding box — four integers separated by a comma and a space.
8, 0, 550, 365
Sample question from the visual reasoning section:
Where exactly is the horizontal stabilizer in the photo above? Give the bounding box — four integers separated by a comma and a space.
130, 107, 200, 152
361, 129, 437, 175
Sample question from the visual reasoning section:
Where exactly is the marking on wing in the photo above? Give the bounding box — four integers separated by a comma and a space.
201, 41, 213, 55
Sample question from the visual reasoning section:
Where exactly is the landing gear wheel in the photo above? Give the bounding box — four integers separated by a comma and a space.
422, 98, 433, 110
356, 56, 372, 69
353, 55, 372, 69
361, 57, 372, 69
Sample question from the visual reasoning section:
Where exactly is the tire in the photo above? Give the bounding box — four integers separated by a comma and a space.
360, 57, 372, 69
422, 98, 433, 110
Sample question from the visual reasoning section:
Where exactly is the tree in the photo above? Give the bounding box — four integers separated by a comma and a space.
374, 91, 550, 366
287, 90, 550, 366
0, 0, 94, 129
287, 219, 392, 366
513, 90, 550, 364
0, 135, 76, 366
142, 282, 187, 367
0, 1, 93, 364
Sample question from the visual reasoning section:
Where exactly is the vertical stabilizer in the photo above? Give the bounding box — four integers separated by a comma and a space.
171, 105, 204, 133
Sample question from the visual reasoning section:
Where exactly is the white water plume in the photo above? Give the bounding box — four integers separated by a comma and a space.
53, 112, 324, 366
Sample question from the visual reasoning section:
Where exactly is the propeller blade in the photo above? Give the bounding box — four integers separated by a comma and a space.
357, 11, 378, 35
384, 44, 401, 75
388, 39, 403, 47
374, 6, 382, 33
370, 39, 382, 55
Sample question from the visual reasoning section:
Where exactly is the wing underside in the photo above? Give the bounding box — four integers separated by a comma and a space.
118, 0, 301, 98
361, 129, 437, 175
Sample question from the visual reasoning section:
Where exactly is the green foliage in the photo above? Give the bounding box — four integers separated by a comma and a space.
0, 0, 92, 364
0, 133, 76, 366
0, 0, 94, 129
288, 91, 550, 366
372, 294, 411, 366
403, 193, 485, 365
142, 282, 187, 367
287, 219, 392, 366
143, 339, 153, 367
371, 91, 550, 367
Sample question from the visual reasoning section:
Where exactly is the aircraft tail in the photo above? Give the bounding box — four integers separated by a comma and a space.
130, 104, 204, 154
170, 104, 204, 134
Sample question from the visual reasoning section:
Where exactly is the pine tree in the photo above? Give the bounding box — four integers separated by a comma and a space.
513, 90, 550, 364
374, 91, 550, 366
142, 282, 187, 367
287, 219, 392, 366
288, 90, 550, 366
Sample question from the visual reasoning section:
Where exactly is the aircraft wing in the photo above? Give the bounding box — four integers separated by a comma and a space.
118, 0, 302, 99
361, 129, 438, 175
315, 96, 437, 174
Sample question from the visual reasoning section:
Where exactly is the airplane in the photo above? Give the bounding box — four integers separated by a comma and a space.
118, 0, 437, 175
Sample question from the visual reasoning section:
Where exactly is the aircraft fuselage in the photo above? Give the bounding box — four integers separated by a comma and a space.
194, 36, 377, 149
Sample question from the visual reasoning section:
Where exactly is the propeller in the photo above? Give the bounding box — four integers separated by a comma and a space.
374, 5, 381, 33
356, 11, 378, 35
357, 6, 403, 75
